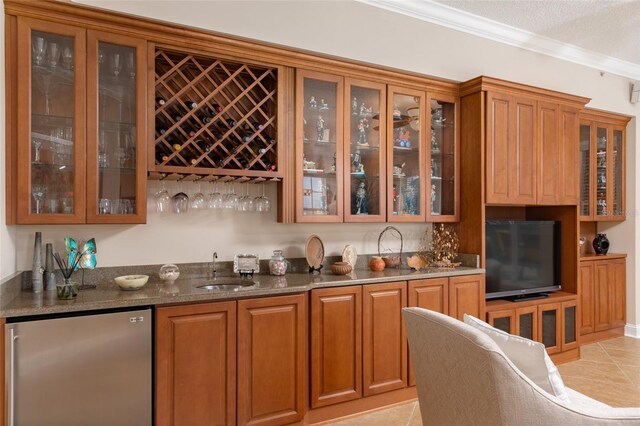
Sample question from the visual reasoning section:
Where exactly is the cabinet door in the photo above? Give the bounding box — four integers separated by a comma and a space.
594, 126, 610, 219
559, 106, 580, 205
15, 18, 86, 224
86, 30, 147, 223
485, 91, 511, 204
579, 122, 592, 220
538, 303, 562, 354
511, 96, 537, 204
515, 306, 538, 341
407, 278, 448, 386
561, 300, 579, 352
611, 259, 626, 328
387, 86, 426, 222
296, 70, 344, 222
310, 286, 362, 408
579, 261, 595, 335
237, 294, 307, 426
344, 79, 386, 222
427, 94, 459, 221
594, 261, 613, 332
537, 101, 560, 205
363, 281, 407, 396
156, 302, 236, 426
449, 274, 485, 321
610, 127, 625, 220
487, 309, 515, 334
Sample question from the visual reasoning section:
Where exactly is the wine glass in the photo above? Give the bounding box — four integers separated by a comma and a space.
47, 42, 60, 68
32, 139, 43, 163
154, 180, 171, 213
172, 181, 189, 214
255, 182, 271, 212
207, 181, 223, 209
32, 36, 46, 66
191, 182, 205, 209
32, 185, 47, 214
61, 46, 73, 70
126, 51, 136, 80
222, 182, 238, 209
238, 183, 255, 212
110, 53, 122, 77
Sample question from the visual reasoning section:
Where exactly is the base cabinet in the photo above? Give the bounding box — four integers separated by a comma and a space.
449, 274, 485, 321
580, 256, 626, 336
156, 301, 237, 426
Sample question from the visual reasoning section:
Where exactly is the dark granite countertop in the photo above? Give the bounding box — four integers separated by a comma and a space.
0, 266, 483, 318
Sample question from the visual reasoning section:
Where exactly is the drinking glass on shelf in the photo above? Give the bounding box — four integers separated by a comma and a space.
32, 185, 47, 214
32, 36, 46, 66
191, 182, 205, 210
255, 182, 271, 212
109, 199, 121, 215
47, 42, 60, 68
207, 181, 223, 209
110, 53, 122, 77
32, 139, 43, 163
99, 198, 111, 215
126, 52, 136, 80
154, 180, 171, 213
61, 46, 73, 70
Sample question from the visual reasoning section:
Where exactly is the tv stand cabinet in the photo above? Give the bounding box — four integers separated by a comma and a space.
486, 291, 579, 364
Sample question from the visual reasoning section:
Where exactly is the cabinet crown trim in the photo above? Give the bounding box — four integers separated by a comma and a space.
580, 108, 632, 126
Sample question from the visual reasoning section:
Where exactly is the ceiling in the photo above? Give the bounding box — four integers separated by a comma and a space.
360, 0, 640, 79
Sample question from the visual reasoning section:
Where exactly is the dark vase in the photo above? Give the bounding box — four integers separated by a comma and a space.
593, 233, 610, 255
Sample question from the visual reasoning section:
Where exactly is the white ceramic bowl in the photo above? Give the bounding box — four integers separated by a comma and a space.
114, 275, 149, 291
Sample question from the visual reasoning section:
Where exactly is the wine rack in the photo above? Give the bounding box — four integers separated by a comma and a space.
151, 47, 280, 178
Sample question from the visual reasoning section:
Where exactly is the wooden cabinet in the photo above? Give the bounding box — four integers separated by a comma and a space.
449, 274, 485, 321
156, 301, 236, 426
579, 109, 630, 221
362, 281, 407, 396
237, 294, 307, 426
9, 17, 147, 224
580, 256, 626, 336
487, 306, 538, 341
310, 286, 362, 408
538, 303, 562, 354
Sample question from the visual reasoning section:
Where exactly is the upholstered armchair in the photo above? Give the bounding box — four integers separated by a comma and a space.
403, 307, 640, 425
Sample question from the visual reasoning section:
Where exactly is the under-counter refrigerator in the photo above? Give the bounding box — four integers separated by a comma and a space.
5, 308, 152, 426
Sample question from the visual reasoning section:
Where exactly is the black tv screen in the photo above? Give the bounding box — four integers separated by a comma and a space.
485, 220, 561, 299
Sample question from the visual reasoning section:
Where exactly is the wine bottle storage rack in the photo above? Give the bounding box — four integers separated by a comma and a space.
152, 47, 280, 177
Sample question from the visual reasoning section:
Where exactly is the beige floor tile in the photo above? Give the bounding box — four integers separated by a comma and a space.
557, 359, 631, 385
408, 404, 422, 426
562, 376, 640, 408
578, 343, 615, 364
599, 337, 640, 353
326, 402, 416, 426
603, 347, 640, 367
617, 364, 640, 386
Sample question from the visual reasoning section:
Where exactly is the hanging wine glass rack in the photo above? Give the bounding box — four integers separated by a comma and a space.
151, 46, 280, 179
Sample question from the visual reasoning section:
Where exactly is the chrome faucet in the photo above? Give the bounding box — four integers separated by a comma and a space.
211, 252, 218, 279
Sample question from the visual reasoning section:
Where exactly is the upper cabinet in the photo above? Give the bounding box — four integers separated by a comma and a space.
579, 109, 630, 221
294, 71, 458, 223
8, 17, 147, 224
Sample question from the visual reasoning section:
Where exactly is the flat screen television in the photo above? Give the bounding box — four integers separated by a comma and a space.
485, 220, 561, 300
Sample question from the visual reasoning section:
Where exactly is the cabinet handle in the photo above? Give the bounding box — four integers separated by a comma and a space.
8, 328, 18, 426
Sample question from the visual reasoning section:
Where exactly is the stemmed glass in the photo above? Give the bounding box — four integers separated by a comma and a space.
32, 185, 47, 214
110, 53, 122, 77
172, 181, 189, 214
154, 180, 171, 213
191, 182, 205, 209
126, 52, 136, 80
47, 42, 60, 68
222, 182, 238, 209
207, 181, 223, 209
255, 182, 271, 212
32, 139, 43, 163
237, 183, 255, 212
32, 36, 46, 66
61, 46, 73, 70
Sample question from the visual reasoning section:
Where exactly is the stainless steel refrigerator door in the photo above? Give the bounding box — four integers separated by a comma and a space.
5, 309, 152, 426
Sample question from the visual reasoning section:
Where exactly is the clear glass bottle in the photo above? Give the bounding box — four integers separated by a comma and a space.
269, 250, 287, 276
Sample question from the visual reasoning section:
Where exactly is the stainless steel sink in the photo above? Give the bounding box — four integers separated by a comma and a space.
195, 278, 256, 292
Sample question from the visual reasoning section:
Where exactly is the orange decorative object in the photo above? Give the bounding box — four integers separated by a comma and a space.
368, 256, 385, 272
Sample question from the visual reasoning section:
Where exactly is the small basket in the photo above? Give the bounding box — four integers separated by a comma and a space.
378, 226, 403, 268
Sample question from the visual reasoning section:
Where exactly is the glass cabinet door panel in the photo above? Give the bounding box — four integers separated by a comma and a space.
387, 87, 425, 222
297, 71, 343, 221
344, 80, 386, 222
86, 31, 147, 223
428, 96, 457, 220
612, 129, 624, 217
595, 127, 608, 217
16, 19, 86, 223
579, 124, 591, 219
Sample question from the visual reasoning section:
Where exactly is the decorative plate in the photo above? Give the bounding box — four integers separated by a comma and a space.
305, 235, 325, 270
342, 245, 357, 270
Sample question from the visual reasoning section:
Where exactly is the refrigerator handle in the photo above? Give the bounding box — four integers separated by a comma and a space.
8, 328, 17, 426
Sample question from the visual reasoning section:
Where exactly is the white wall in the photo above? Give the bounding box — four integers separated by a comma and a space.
4, 1, 640, 326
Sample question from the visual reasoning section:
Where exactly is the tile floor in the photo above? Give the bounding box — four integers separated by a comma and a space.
323, 336, 640, 425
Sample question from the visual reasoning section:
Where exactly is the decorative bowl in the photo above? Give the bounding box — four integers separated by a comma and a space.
382, 255, 401, 268
115, 275, 149, 291
331, 261, 352, 275
159, 264, 180, 282
369, 256, 385, 272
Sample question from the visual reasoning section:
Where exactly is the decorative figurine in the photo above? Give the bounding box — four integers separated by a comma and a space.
316, 116, 326, 142
320, 98, 329, 110
431, 183, 437, 206
309, 96, 317, 109
331, 152, 337, 172
398, 127, 410, 147
355, 182, 368, 214
431, 132, 439, 150
303, 154, 316, 170
357, 119, 368, 146
351, 150, 364, 174
352, 97, 358, 115
394, 162, 405, 176
360, 102, 372, 117
393, 104, 401, 119
432, 108, 444, 123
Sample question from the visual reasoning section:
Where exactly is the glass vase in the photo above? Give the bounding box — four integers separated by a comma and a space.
56, 278, 79, 300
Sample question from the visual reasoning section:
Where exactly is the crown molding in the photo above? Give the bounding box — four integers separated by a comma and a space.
357, 0, 640, 80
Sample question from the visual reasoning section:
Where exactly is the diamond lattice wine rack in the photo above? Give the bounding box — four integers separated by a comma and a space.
150, 47, 281, 180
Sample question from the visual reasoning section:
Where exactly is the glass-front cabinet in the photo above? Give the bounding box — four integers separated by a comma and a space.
579, 110, 628, 222
428, 94, 458, 221
387, 86, 426, 222
344, 79, 386, 222
13, 18, 147, 224
296, 70, 344, 222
